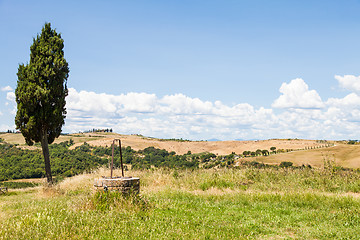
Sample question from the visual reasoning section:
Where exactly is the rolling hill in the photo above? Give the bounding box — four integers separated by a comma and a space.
2, 132, 357, 168
1, 132, 329, 154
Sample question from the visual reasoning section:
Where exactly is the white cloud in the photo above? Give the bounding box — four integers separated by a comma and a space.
66, 88, 157, 117
6, 92, 15, 102
65, 88, 277, 140
1, 86, 13, 91
63, 81, 360, 140
6, 75, 360, 140
5, 91, 16, 115
326, 93, 360, 108
272, 78, 324, 109
335, 75, 360, 92
0, 124, 14, 132
159, 94, 213, 115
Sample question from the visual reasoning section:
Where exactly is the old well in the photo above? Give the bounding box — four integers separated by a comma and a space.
94, 139, 140, 194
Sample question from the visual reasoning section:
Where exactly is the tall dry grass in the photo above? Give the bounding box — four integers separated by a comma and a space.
38, 166, 360, 197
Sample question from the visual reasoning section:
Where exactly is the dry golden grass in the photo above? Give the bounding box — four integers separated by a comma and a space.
58, 173, 94, 193
0, 133, 26, 144
3, 178, 46, 184
0, 132, 109, 150
255, 143, 360, 168
30, 166, 360, 199
81, 135, 325, 155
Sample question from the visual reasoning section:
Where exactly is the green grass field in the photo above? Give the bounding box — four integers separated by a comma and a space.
1, 167, 360, 239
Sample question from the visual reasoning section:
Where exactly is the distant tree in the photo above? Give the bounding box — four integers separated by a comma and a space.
262, 150, 269, 156
255, 149, 262, 156
15, 23, 69, 184
270, 146, 276, 153
277, 149, 285, 153
243, 151, 252, 157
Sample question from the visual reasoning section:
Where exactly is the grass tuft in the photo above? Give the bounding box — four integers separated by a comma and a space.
91, 191, 150, 211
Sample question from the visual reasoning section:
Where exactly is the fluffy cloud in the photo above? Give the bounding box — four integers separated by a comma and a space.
0, 124, 14, 132
159, 94, 213, 115
62, 77, 360, 140
326, 93, 360, 108
335, 75, 360, 92
6, 92, 15, 102
66, 88, 158, 117
5, 91, 16, 115
64, 88, 277, 140
1, 86, 13, 92
272, 78, 324, 109
5, 75, 360, 140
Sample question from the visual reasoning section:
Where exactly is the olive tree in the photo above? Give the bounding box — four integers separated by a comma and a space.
15, 23, 69, 184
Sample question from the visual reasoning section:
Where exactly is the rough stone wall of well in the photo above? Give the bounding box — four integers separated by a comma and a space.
94, 178, 140, 194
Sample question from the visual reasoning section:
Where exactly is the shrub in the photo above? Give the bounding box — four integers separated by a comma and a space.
279, 161, 293, 168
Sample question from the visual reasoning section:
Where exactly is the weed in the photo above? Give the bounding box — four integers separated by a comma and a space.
91, 191, 150, 211
322, 151, 336, 173
172, 170, 179, 179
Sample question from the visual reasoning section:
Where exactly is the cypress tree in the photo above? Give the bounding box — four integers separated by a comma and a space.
15, 23, 69, 184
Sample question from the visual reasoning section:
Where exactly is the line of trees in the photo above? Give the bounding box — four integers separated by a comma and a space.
82, 128, 113, 133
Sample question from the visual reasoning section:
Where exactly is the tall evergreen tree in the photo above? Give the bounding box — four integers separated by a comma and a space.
15, 23, 69, 184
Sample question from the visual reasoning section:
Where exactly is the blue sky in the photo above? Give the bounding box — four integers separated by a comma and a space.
1, 0, 360, 140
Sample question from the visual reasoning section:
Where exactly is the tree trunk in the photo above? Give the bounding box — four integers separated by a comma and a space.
40, 130, 53, 184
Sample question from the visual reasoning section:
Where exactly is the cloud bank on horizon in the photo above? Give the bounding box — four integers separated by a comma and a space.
2, 75, 360, 140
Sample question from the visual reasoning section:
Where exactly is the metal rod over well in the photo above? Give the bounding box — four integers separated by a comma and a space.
111, 139, 124, 178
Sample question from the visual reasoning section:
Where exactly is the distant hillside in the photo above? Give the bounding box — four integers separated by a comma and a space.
255, 143, 360, 168
2, 132, 360, 168
1, 132, 330, 155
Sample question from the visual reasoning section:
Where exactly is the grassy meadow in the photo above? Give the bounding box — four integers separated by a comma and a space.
1, 166, 360, 239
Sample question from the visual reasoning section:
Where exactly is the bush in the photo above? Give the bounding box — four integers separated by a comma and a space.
279, 161, 293, 168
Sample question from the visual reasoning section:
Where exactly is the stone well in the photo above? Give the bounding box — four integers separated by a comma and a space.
94, 139, 140, 195
94, 176, 140, 195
